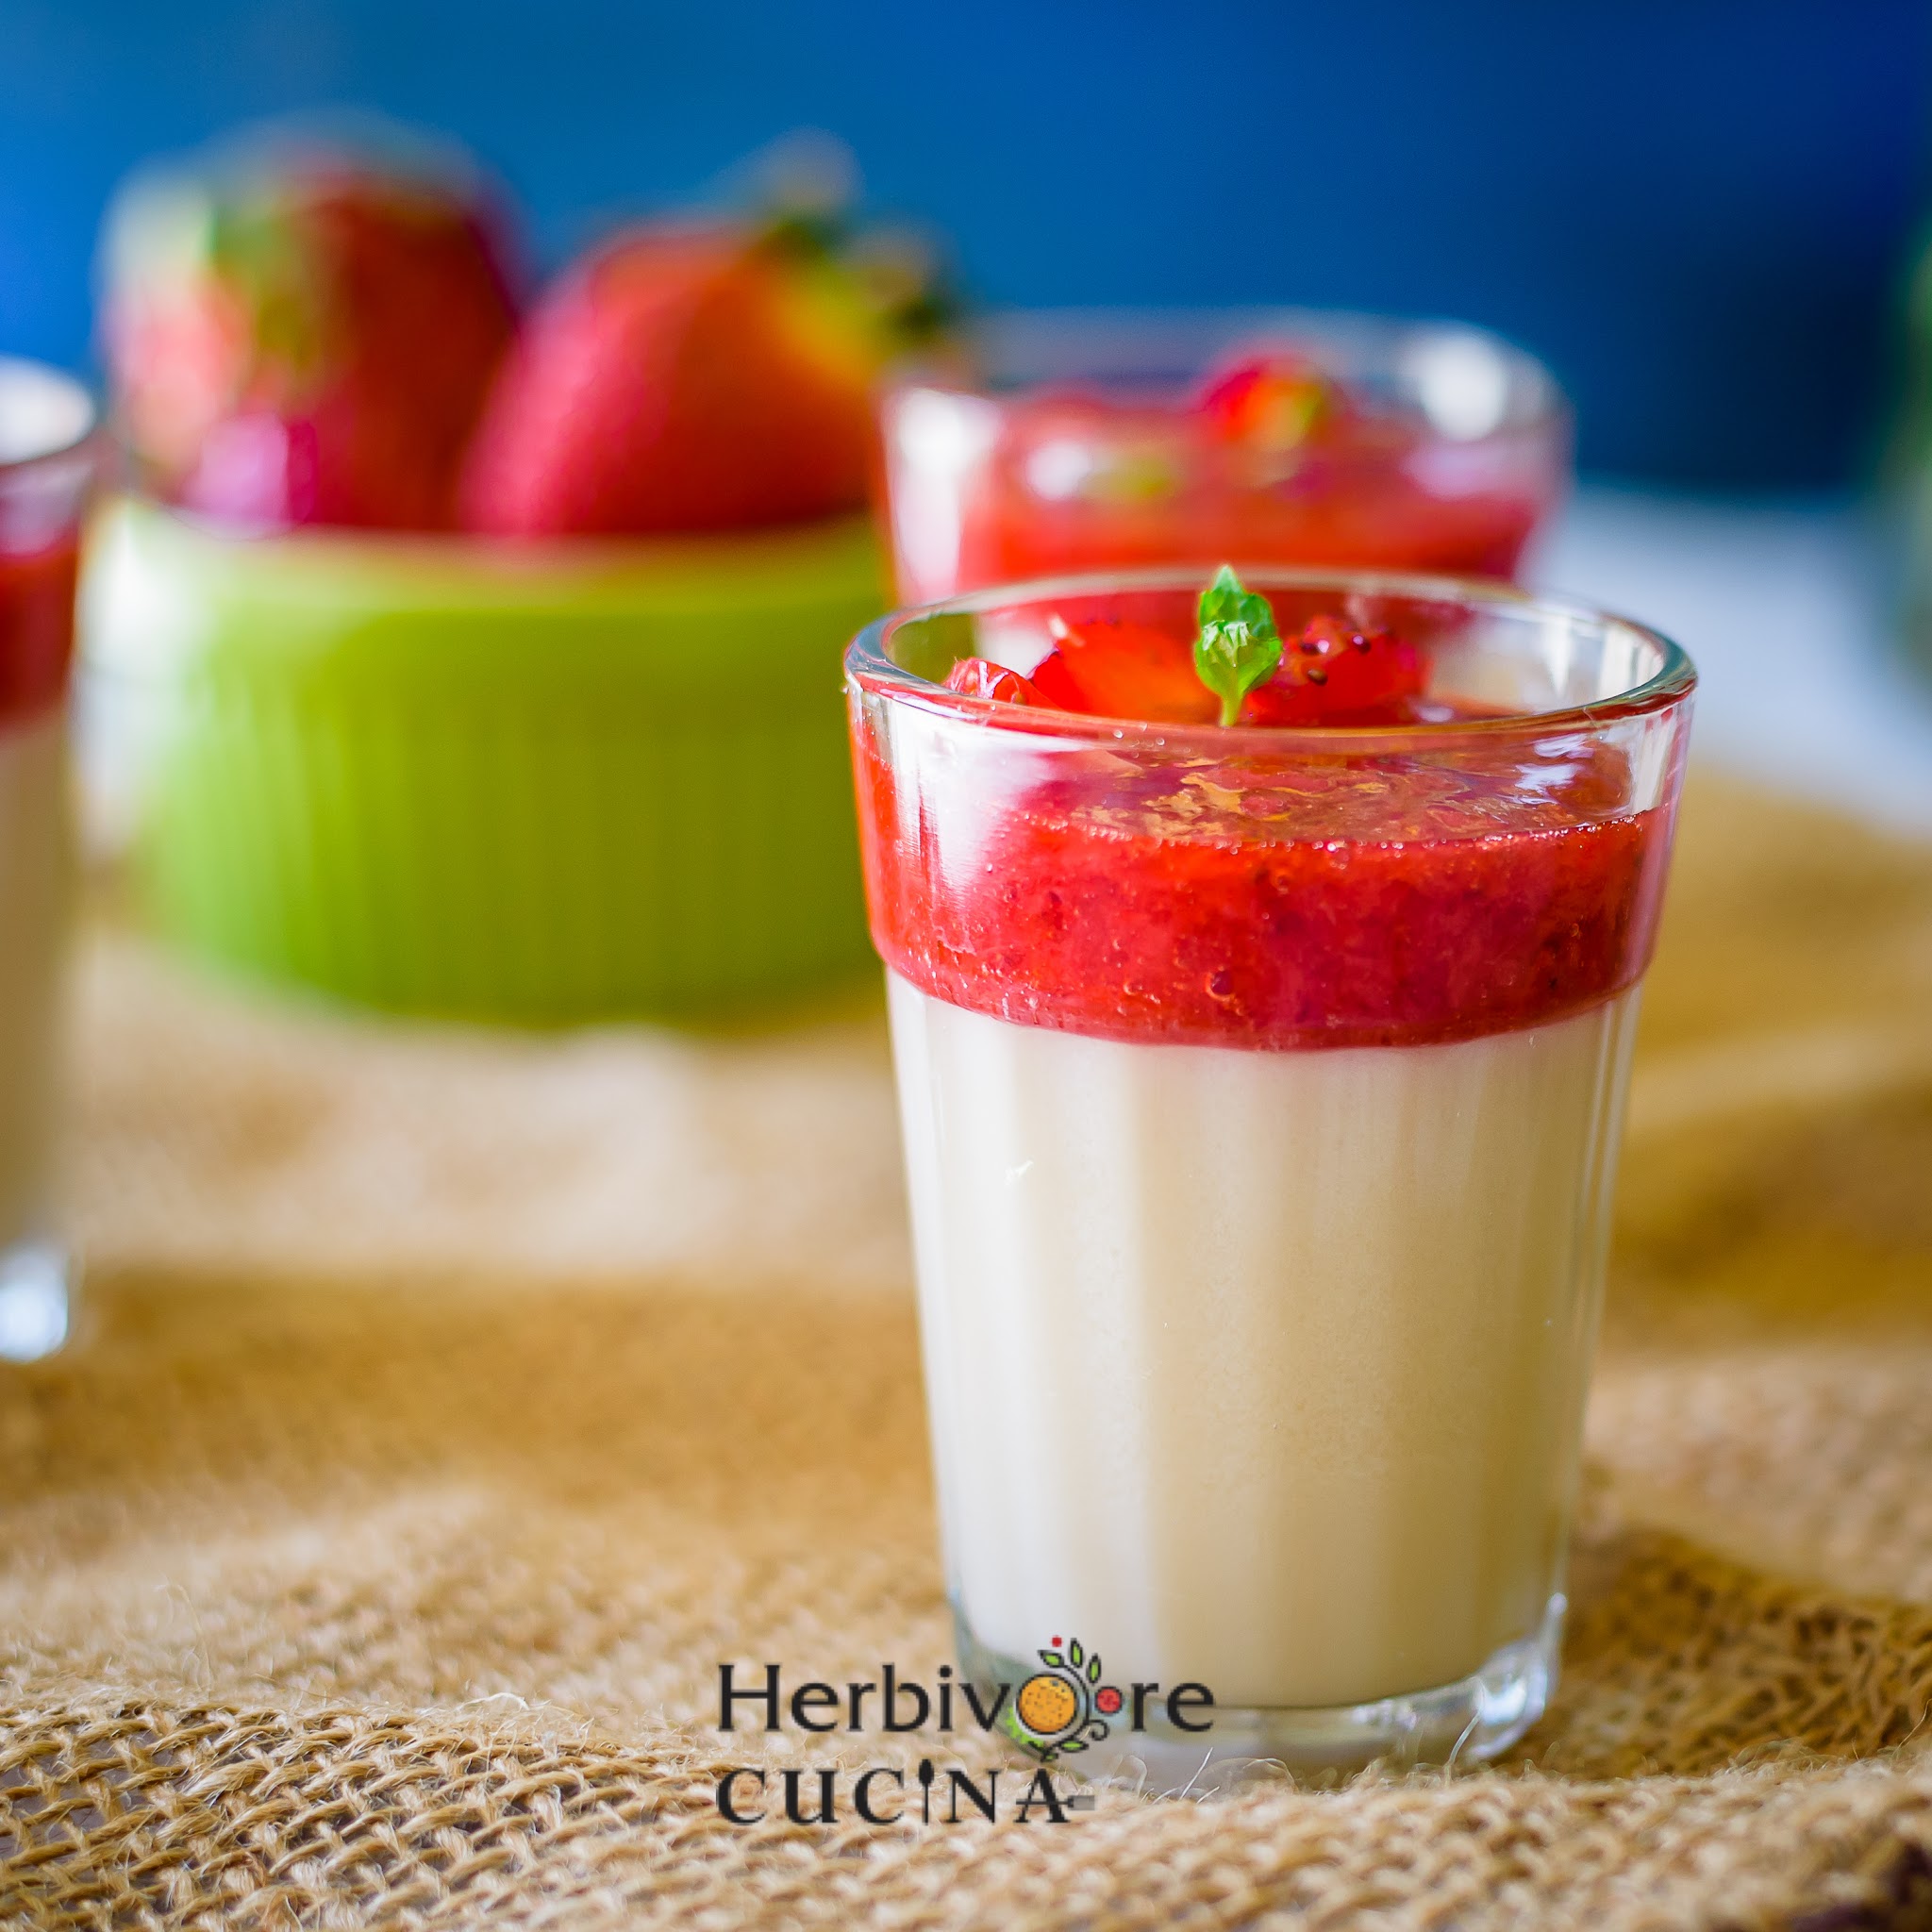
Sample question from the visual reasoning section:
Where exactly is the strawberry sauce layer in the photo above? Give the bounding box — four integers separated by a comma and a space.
961, 459, 1541, 590
0, 539, 79, 724
933, 350, 1557, 599
854, 714, 1678, 1052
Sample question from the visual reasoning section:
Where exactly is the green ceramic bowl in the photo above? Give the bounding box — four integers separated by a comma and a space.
82, 498, 886, 1023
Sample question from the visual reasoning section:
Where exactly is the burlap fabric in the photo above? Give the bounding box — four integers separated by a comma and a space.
5, 773, 1932, 1929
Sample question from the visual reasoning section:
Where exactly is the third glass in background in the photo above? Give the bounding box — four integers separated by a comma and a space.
0, 358, 96, 1361
882, 309, 1569, 602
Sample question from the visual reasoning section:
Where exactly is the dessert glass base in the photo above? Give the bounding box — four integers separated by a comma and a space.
957, 1593, 1564, 1790
0, 1238, 74, 1362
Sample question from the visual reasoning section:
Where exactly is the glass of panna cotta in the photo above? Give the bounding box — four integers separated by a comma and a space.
0, 359, 96, 1362
883, 309, 1567, 603
846, 565, 1693, 1778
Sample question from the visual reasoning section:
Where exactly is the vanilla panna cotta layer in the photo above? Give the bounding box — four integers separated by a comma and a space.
888, 973, 1639, 1711
0, 710, 72, 1253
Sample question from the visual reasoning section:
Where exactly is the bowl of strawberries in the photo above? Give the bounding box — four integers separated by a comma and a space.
84, 125, 932, 1022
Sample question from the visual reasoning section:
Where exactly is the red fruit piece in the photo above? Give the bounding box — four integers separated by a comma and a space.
1195, 353, 1344, 453
461, 227, 880, 536
1032, 616, 1218, 724
1242, 615, 1425, 724
943, 658, 1053, 706
1025, 649, 1083, 710
104, 147, 519, 531
1026, 649, 1083, 709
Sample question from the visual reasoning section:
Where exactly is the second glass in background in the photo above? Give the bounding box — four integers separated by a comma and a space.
883, 308, 1569, 602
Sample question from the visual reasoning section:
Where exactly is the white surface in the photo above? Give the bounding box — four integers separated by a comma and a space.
889, 974, 1635, 1708
1536, 488, 1932, 835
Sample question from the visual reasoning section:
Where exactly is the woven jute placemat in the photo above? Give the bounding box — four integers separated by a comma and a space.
4, 773, 1932, 1929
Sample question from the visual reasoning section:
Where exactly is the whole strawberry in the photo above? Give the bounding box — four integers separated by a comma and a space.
103, 127, 519, 530
461, 218, 941, 537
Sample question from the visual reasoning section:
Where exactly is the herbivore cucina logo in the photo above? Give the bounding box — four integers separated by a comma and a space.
713, 1643, 1215, 1825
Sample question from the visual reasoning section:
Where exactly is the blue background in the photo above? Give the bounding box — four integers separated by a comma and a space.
2, 0, 1927, 488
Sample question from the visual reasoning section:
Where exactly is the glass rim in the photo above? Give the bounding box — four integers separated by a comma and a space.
846, 564, 1695, 750
0, 358, 101, 479
889, 303, 1569, 444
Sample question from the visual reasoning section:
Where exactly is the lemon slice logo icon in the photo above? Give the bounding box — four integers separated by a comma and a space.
1015, 1672, 1079, 1739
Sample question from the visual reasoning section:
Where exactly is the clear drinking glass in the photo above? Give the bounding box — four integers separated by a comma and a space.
0, 359, 98, 1360
883, 308, 1568, 604
847, 568, 1693, 1778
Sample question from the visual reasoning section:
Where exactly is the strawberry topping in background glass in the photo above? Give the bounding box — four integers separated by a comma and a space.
883, 309, 1568, 602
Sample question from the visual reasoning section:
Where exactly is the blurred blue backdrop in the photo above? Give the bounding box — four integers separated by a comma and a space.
2, 0, 1926, 488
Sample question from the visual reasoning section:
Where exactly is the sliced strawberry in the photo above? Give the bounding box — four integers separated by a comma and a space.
946, 600, 1427, 728
1242, 615, 1425, 724
943, 658, 1053, 706
1026, 649, 1085, 710
1036, 616, 1218, 724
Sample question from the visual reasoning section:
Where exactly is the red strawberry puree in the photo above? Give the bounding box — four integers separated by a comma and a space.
884, 331, 1568, 604
0, 539, 80, 724
853, 623, 1679, 1052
